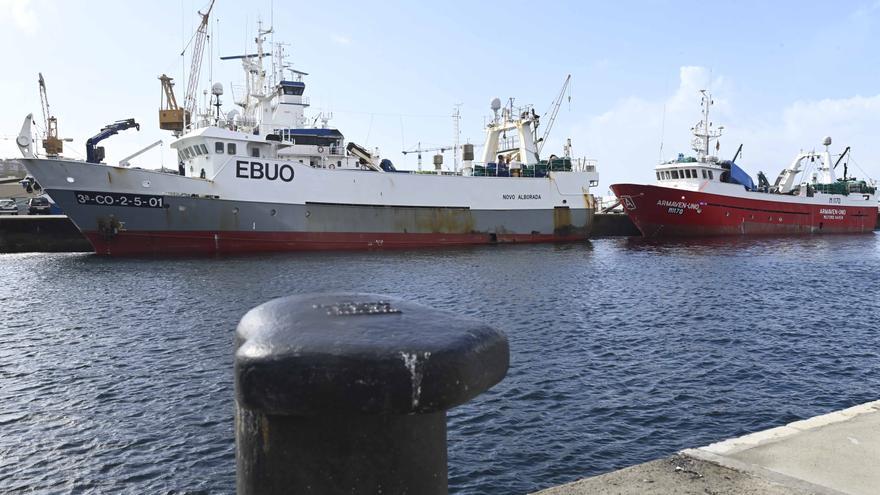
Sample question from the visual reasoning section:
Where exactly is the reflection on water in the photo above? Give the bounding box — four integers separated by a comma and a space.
2, 233, 879, 494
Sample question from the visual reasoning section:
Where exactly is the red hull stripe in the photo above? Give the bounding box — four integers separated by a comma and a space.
83, 230, 585, 255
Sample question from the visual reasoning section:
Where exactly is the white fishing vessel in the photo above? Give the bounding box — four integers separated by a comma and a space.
12, 16, 599, 255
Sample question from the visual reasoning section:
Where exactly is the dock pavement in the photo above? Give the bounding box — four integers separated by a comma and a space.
534, 400, 880, 495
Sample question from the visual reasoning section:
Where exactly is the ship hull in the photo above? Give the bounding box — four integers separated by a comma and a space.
63, 192, 589, 255
81, 230, 579, 255
62, 194, 590, 255
611, 183, 877, 237
23, 158, 596, 256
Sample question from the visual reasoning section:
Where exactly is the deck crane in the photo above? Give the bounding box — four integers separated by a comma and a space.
160, 0, 214, 134
402, 142, 454, 171
158, 74, 187, 134
536, 74, 571, 156
182, 0, 215, 124
38, 73, 65, 156
86, 119, 140, 164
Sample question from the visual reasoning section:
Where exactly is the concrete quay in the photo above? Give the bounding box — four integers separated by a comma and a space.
534, 400, 880, 495
0, 215, 92, 253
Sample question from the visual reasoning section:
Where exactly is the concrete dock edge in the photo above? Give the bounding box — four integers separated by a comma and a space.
533, 400, 880, 495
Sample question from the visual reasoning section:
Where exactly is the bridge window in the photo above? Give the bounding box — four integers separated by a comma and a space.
692, 169, 697, 177
282, 86, 304, 96
192, 146, 203, 156
702, 170, 707, 179
708, 171, 714, 180
672, 170, 679, 179
227, 143, 236, 155
215, 142, 224, 154
251, 147, 260, 158
656, 172, 661, 180
199, 144, 208, 155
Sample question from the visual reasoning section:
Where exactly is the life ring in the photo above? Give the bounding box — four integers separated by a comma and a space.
329, 163, 336, 170
317, 146, 324, 153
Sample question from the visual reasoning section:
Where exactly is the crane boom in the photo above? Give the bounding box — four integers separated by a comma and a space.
38, 72, 63, 156
158, 74, 188, 133
402, 142, 454, 171
86, 118, 140, 163
183, 0, 215, 121
537, 74, 571, 156
38, 73, 50, 130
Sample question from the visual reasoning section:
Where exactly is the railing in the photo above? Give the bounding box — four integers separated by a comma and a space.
466, 157, 599, 177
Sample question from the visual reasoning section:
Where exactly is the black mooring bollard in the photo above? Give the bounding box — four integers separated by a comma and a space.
234, 293, 509, 495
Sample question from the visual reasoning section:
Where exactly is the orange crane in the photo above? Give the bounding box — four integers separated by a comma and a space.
38, 73, 64, 156
158, 0, 215, 134
158, 74, 187, 133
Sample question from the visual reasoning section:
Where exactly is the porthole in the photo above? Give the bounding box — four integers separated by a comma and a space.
725, 211, 730, 217
66, 177, 75, 183
233, 207, 239, 215
270, 209, 277, 216
178, 205, 186, 212
142, 180, 151, 188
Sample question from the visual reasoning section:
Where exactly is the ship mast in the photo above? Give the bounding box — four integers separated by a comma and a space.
691, 90, 723, 162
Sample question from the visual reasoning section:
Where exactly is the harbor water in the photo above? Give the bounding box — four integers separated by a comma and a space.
2, 235, 879, 494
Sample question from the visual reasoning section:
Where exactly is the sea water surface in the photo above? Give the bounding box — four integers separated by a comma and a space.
2, 235, 879, 494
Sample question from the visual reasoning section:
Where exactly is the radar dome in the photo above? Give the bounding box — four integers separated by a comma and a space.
226, 109, 240, 122
212, 82, 224, 96
822, 136, 832, 146
490, 98, 502, 111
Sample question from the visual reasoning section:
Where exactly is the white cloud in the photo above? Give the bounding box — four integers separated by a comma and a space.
331, 34, 351, 45
572, 66, 728, 192
736, 94, 880, 183
572, 66, 880, 192
0, 0, 38, 34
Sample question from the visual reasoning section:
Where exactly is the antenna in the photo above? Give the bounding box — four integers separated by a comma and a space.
691, 89, 723, 160
452, 104, 462, 173
658, 103, 666, 163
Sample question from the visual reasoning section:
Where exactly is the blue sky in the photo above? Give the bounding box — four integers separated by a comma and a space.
2, 0, 880, 193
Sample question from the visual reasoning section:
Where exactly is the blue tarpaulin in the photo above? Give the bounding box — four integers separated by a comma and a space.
729, 162, 755, 190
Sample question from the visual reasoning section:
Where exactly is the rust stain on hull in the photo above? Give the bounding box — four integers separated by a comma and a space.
412, 208, 476, 234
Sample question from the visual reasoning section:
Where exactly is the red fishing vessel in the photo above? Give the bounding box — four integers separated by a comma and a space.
611, 91, 877, 237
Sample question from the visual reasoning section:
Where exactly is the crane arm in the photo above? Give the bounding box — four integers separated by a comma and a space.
119, 139, 163, 167
183, 0, 215, 119
537, 74, 571, 156
38, 73, 50, 130
159, 74, 180, 110
86, 119, 141, 163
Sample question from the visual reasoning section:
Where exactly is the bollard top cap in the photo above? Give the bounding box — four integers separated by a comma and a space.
235, 293, 509, 416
